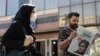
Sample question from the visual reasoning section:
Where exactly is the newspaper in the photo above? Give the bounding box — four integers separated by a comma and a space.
68, 26, 97, 56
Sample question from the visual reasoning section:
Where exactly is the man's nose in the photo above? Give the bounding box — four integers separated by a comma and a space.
75, 21, 78, 24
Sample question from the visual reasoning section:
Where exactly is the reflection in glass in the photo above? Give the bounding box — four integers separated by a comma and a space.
7, 0, 19, 16
32, 0, 45, 11
37, 11, 45, 15
96, 2, 100, 24
59, 17, 66, 27
58, 0, 70, 7
71, 0, 82, 5
86, 27, 98, 32
83, 0, 95, 3
45, 9, 58, 14
35, 41, 46, 56
45, 0, 58, 10
59, 7, 70, 17
83, 3, 96, 24
96, 0, 100, 2
0, 0, 6, 17
71, 5, 83, 25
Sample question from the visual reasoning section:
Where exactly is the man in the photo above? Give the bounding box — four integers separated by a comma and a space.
58, 12, 80, 56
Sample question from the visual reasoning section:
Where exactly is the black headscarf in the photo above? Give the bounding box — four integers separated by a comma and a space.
14, 4, 35, 35
14, 4, 35, 26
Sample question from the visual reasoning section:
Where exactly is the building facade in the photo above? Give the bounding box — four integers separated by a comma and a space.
0, 0, 100, 56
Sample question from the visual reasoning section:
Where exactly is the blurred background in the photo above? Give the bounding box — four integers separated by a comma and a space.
0, 0, 100, 56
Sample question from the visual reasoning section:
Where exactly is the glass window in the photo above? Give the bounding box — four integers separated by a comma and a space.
71, 5, 83, 25
58, 0, 70, 7
59, 17, 66, 27
0, 0, 6, 17
96, 0, 100, 2
45, 0, 58, 10
45, 9, 58, 14
35, 41, 46, 56
32, 0, 45, 11
99, 26, 100, 32
59, 7, 70, 17
83, 0, 95, 3
19, 0, 29, 7
59, 7, 70, 27
83, 3, 96, 24
37, 11, 45, 15
86, 27, 98, 33
71, 0, 82, 5
7, 0, 19, 16
96, 2, 100, 24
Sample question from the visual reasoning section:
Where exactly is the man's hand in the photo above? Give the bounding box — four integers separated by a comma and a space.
68, 31, 77, 40
24, 35, 33, 47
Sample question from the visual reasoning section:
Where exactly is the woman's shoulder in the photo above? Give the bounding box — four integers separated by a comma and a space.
12, 20, 21, 24
11, 20, 22, 27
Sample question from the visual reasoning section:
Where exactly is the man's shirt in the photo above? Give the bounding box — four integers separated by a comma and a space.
59, 27, 77, 56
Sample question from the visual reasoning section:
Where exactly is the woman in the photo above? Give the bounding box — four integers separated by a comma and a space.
75, 39, 89, 55
1, 4, 40, 56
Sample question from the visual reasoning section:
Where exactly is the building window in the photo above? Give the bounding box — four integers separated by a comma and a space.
45, 0, 58, 10
59, 7, 70, 17
86, 27, 99, 33
37, 15, 58, 24
19, 0, 29, 8
0, 0, 6, 17
71, 5, 83, 25
32, 0, 45, 11
83, 3, 96, 24
58, 0, 70, 7
96, 0, 100, 2
71, 0, 82, 5
37, 11, 45, 15
7, 0, 19, 16
99, 26, 100, 32
96, 2, 100, 24
59, 17, 66, 27
45, 9, 58, 14
83, 0, 95, 3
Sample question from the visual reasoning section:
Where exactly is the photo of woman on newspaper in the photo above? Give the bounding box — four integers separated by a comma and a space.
74, 39, 89, 55
67, 26, 96, 56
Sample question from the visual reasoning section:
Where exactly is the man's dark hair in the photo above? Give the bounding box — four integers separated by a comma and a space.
67, 12, 80, 19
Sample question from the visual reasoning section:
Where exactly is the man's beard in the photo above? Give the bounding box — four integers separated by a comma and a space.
69, 23, 78, 30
